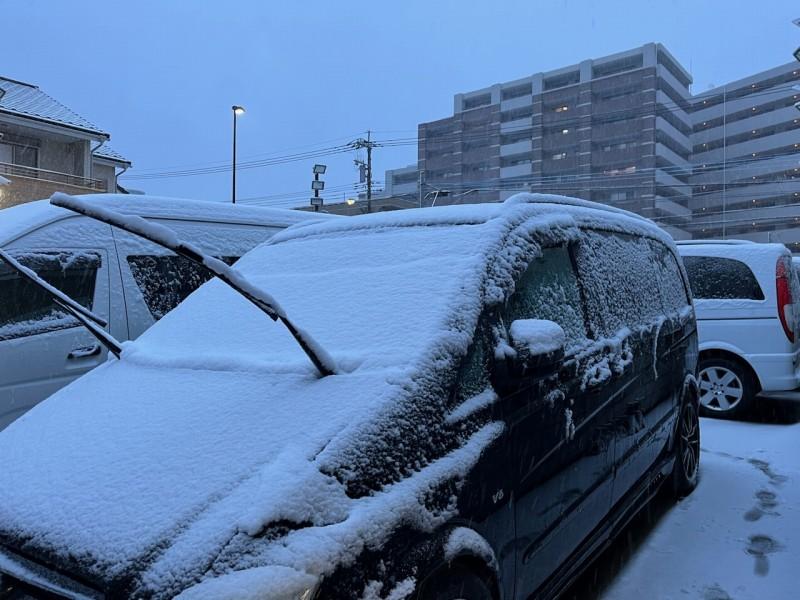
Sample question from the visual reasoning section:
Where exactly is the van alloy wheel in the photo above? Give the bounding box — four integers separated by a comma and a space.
680, 403, 700, 482
671, 399, 700, 498
698, 366, 744, 412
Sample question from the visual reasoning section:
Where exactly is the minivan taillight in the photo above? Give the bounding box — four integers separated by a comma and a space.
776, 256, 795, 343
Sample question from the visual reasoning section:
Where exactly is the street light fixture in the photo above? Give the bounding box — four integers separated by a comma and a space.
231, 105, 245, 203
310, 164, 327, 211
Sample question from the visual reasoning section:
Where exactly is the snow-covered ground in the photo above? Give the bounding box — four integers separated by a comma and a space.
595, 398, 800, 600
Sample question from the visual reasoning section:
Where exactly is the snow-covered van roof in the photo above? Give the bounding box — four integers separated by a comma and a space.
0, 193, 336, 246
0, 193, 676, 597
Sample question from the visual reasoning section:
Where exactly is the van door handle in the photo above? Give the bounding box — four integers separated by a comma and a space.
68, 344, 101, 360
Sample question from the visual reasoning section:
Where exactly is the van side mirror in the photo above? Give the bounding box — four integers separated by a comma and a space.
493, 319, 567, 393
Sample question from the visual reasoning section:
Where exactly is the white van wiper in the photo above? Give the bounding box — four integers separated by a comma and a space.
50, 193, 337, 377
0, 247, 123, 358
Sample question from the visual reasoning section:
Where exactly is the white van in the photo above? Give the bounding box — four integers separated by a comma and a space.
677, 240, 800, 418
0, 194, 333, 430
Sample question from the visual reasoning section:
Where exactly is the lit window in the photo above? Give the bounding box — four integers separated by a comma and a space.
551, 152, 567, 160
555, 105, 569, 113
561, 128, 570, 134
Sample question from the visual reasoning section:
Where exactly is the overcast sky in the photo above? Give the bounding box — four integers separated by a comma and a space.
2, 0, 798, 208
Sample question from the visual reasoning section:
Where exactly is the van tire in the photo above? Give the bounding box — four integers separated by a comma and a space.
697, 356, 756, 419
416, 563, 494, 600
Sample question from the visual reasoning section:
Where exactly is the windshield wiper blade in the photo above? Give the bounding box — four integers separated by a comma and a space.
50, 192, 337, 377
0, 247, 123, 358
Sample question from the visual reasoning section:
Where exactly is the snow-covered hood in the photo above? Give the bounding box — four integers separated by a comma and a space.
0, 195, 676, 597
0, 360, 403, 595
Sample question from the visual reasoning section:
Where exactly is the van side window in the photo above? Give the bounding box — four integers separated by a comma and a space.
0, 251, 101, 341
682, 256, 764, 300
505, 246, 589, 352
573, 230, 663, 336
126, 255, 238, 321
649, 241, 691, 312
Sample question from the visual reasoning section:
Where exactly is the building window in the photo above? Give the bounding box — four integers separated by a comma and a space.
463, 93, 492, 110
554, 105, 569, 113
502, 83, 532, 100
603, 166, 637, 176
551, 152, 568, 160
0, 142, 38, 169
601, 141, 636, 152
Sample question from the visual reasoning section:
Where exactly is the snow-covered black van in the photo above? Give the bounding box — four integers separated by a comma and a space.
0, 193, 699, 599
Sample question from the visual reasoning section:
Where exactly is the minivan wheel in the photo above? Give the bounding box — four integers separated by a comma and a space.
671, 400, 700, 498
417, 564, 494, 600
697, 357, 756, 418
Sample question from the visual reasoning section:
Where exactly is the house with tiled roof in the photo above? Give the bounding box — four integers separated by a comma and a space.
0, 76, 131, 209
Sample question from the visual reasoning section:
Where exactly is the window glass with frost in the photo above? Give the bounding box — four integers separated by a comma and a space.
504, 245, 589, 353
126, 255, 238, 320
573, 230, 663, 337
0, 251, 100, 341
649, 241, 691, 312
682, 256, 764, 300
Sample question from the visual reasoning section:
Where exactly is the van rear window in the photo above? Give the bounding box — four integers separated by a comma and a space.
682, 256, 764, 300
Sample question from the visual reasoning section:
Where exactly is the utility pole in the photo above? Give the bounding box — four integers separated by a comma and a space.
352, 131, 378, 213
418, 169, 424, 208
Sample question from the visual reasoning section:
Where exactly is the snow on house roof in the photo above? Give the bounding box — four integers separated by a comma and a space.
0, 193, 674, 597
0, 76, 108, 137
93, 144, 131, 166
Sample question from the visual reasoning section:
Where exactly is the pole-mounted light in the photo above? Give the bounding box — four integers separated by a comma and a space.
311, 164, 327, 211
231, 105, 245, 203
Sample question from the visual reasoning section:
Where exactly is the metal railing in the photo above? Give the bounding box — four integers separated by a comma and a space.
0, 161, 106, 191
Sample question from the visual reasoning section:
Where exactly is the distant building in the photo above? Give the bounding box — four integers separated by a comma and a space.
417, 43, 694, 238
382, 164, 419, 203
0, 76, 131, 209
389, 44, 800, 241
689, 62, 800, 248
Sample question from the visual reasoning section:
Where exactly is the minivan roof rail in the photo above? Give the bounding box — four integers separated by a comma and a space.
0, 247, 123, 358
50, 193, 337, 377
675, 239, 757, 246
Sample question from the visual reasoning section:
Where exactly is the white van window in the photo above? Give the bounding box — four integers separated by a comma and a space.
0, 252, 101, 341
126, 255, 237, 320
682, 256, 764, 300
505, 246, 589, 352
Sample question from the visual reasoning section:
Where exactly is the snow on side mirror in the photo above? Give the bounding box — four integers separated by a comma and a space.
490, 318, 566, 394
507, 319, 566, 374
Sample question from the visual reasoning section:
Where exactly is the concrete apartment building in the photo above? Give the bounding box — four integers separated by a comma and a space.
385, 44, 799, 241
0, 76, 130, 210
689, 62, 800, 248
409, 43, 694, 238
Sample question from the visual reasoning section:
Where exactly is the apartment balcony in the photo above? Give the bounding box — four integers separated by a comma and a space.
0, 162, 107, 210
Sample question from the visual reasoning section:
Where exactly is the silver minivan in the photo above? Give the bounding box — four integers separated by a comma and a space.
677, 240, 800, 418
0, 193, 333, 430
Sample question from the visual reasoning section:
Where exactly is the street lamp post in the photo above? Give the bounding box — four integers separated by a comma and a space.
231, 105, 245, 203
